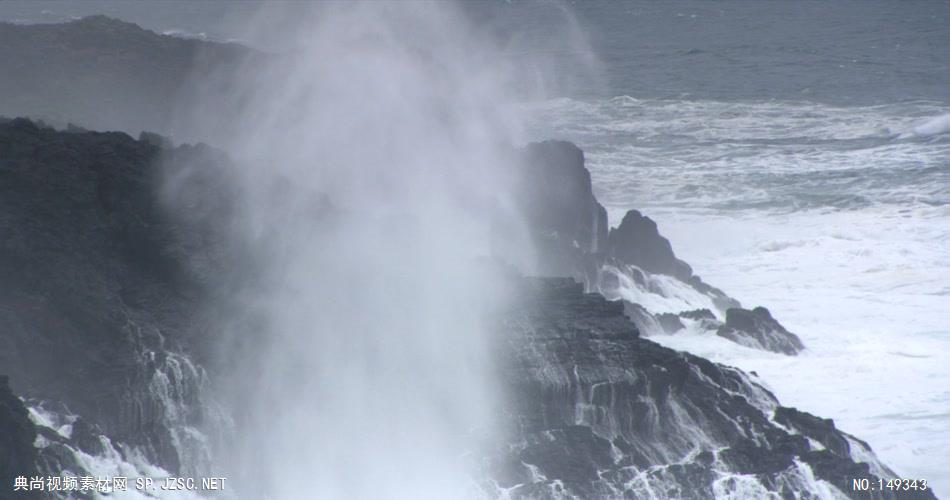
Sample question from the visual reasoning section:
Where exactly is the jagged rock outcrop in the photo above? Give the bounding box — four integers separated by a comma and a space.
603, 209, 740, 315
0, 120, 912, 498
505, 140, 608, 286
656, 312, 687, 333
627, 303, 806, 356
0, 376, 40, 499
621, 301, 689, 337
608, 209, 693, 281
512, 140, 800, 355
512, 141, 722, 296
0, 118, 227, 475
0, 391, 144, 497
717, 307, 805, 355
487, 277, 930, 499
519, 141, 608, 255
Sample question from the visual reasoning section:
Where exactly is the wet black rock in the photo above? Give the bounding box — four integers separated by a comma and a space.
0, 376, 40, 499
620, 301, 664, 336
488, 278, 931, 499
774, 407, 855, 459
507, 141, 743, 324
679, 309, 717, 321
608, 209, 693, 281
506, 141, 608, 286
622, 306, 689, 336
606, 210, 741, 314
656, 312, 686, 333
506, 140, 799, 354
717, 307, 805, 355
520, 141, 608, 254
0, 118, 231, 474
675, 308, 724, 334
0, 121, 904, 498
69, 418, 108, 457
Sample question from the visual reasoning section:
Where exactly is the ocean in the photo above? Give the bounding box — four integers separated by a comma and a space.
515, 1, 950, 494
1, 0, 947, 495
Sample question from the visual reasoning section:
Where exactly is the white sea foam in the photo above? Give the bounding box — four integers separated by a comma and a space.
643, 208, 950, 496
27, 405, 75, 440
169, 3, 555, 498
906, 113, 950, 138
162, 29, 211, 41
601, 264, 722, 316
27, 404, 209, 500
522, 95, 950, 495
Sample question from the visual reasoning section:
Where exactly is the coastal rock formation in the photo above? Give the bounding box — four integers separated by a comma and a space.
486, 278, 923, 499
717, 307, 805, 355
0, 119, 913, 498
0, 15, 798, 355
515, 140, 801, 355
519, 141, 608, 254
0, 118, 223, 475
608, 209, 693, 281
508, 140, 608, 286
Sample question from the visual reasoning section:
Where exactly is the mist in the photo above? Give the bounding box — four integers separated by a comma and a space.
3, 1, 942, 498
170, 2, 542, 498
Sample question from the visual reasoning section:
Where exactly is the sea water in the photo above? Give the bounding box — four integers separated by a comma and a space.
516, 1, 949, 493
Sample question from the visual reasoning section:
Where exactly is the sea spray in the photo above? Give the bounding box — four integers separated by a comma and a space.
168, 3, 552, 498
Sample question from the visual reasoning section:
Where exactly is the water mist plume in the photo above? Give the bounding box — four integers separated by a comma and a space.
168, 2, 552, 498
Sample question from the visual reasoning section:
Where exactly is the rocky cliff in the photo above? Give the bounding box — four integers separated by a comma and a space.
0, 120, 929, 498
510, 141, 804, 356
484, 278, 911, 498
0, 118, 231, 480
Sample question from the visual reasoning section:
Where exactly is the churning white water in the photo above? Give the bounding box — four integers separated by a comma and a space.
522, 96, 950, 495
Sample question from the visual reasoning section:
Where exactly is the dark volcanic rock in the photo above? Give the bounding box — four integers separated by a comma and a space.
717, 306, 805, 355
506, 140, 799, 355
623, 303, 688, 336
0, 376, 40, 498
774, 407, 853, 458
69, 418, 108, 457
487, 277, 919, 499
621, 301, 665, 336
0, 118, 232, 474
679, 309, 717, 321
605, 210, 739, 316
505, 141, 742, 318
519, 141, 608, 255
0, 122, 901, 498
686, 274, 742, 313
656, 312, 686, 333
503, 141, 608, 287
676, 308, 724, 334
608, 209, 693, 281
